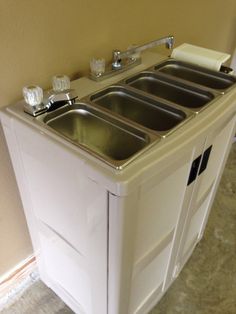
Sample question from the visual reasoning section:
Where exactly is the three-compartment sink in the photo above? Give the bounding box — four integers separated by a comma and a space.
153, 59, 236, 91
36, 103, 157, 169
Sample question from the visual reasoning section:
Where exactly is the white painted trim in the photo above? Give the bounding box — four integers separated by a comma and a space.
0, 254, 38, 311
0, 254, 35, 285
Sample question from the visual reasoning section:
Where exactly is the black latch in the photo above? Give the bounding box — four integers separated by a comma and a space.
187, 155, 202, 186
198, 145, 212, 175
187, 145, 213, 186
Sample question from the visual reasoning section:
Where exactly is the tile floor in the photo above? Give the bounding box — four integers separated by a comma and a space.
2, 143, 236, 314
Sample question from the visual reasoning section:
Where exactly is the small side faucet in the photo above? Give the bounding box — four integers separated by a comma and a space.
23, 75, 78, 117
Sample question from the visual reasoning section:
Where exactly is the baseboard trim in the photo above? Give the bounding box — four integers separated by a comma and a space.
0, 254, 38, 310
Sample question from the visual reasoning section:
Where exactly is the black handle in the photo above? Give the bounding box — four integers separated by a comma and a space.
187, 145, 212, 186
187, 155, 201, 186
198, 145, 212, 175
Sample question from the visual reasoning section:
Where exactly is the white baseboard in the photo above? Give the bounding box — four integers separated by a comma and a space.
0, 254, 38, 311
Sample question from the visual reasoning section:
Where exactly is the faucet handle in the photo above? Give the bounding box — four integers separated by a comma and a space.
52, 75, 70, 92
90, 58, 106, 76
23, 85, 44, 106
23, 85, 48, 116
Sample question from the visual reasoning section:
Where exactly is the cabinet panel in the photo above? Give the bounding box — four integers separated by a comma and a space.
108, 148, 194, 314
182, 193, 212, 259
173, 115, 236, 276
196, 116, 236, 204
129, 243, 171, 314
15, 123, 107, 256
135, 153, 192, 262
13, 122, 108, 314
39, 223, 92, 314
163, 138, 206, 289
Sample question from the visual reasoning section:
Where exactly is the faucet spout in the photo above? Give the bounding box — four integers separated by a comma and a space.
112, 35, 174, 70
44, 89, 78, 112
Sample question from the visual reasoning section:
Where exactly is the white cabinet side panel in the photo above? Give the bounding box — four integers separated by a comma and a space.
108, 191, 140, 314
1, 122, 40, 253
12, 119, 108, 314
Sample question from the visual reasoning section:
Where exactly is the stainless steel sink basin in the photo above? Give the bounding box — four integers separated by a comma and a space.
90, 86, 191, 136
153, 60, 236, 91
36, 103, 157, 169
125, 71, 215, 112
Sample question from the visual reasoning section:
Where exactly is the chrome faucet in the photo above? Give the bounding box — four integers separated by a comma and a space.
23, 75, 78, 117
90, 35, 174, 81
44, 75, 77, 110
112, 35, 174, 70
44, 89, 77, 109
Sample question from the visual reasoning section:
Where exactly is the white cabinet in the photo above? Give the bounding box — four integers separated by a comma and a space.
1, 105, 235, 314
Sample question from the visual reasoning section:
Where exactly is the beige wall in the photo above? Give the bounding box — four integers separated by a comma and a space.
0, 125, 32, 277
0, 0, 236, 277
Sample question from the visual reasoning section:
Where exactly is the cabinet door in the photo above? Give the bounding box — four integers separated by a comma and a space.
108, 147, 195, 314
11, 120, 108, 314
173, 114, 236, 275
163, 136, 206, 289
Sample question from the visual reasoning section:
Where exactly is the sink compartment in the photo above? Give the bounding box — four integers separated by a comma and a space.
40, 103, 154, 169
90, 86, 187, 133
125, 72, 215, 111
154, 60, 236, 90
